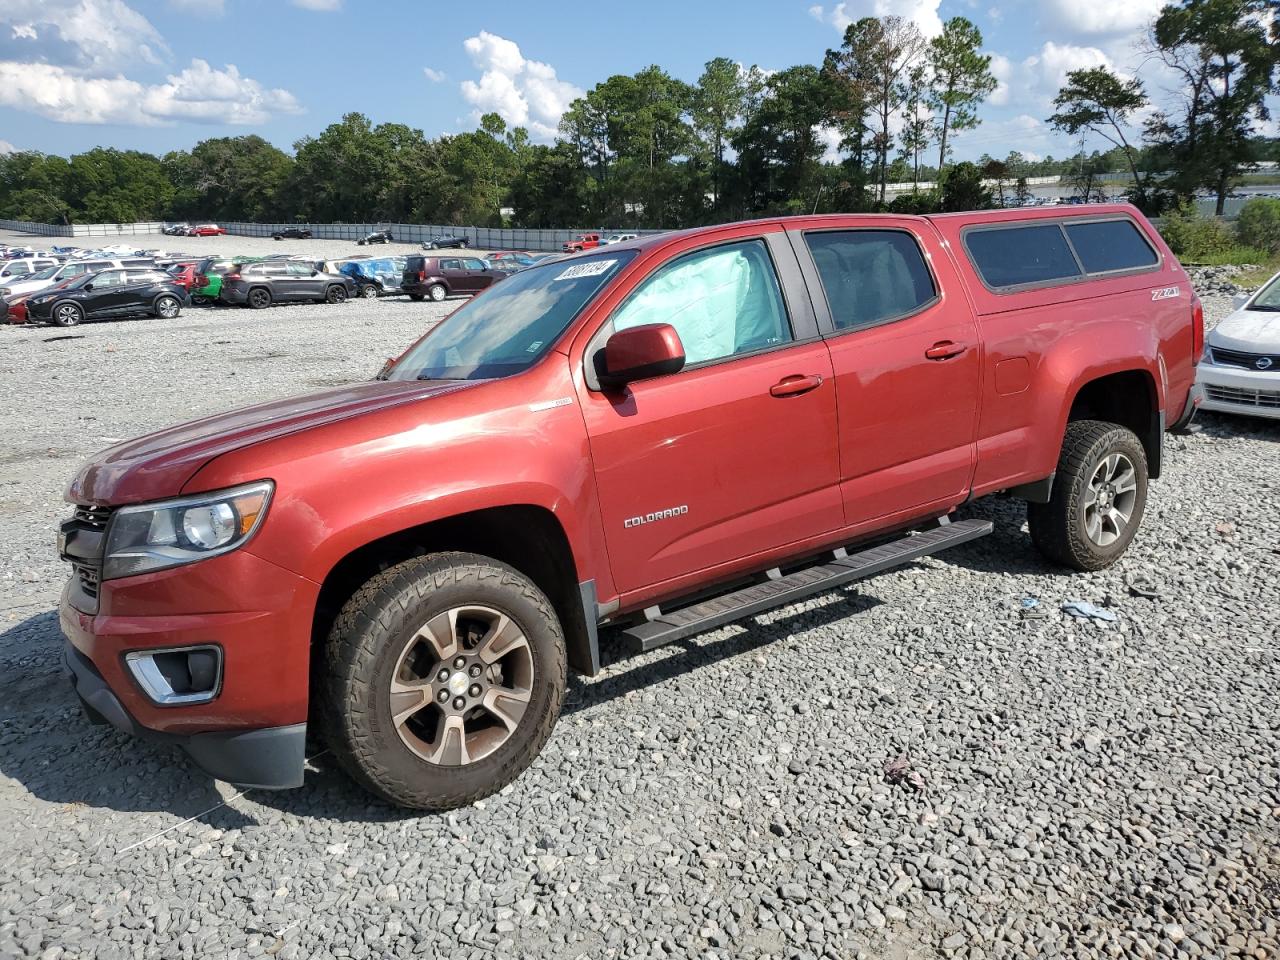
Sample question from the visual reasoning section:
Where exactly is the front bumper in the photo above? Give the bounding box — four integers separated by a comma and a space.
58, 547, 319, 788
63, 640, 306, 789
1193, 361, 1280, 420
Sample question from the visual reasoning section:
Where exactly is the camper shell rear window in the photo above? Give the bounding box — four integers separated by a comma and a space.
962, 216, 1159, 292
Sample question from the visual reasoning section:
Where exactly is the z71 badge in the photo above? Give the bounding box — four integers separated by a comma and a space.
1151, 286, 1180, 301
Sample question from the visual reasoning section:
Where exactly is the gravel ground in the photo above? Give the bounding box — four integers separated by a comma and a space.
1, 234, 1278, 960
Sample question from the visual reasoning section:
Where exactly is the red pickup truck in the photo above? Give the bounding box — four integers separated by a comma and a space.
58, 206, 1200, 809
563, 232, 601, 252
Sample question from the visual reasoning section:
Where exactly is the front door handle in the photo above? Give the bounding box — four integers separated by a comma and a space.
925, 340, 968, 361
770, 374, 824, 398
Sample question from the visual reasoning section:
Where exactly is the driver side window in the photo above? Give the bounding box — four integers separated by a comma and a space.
611, 239, 791, 366
94, 270, 125, 288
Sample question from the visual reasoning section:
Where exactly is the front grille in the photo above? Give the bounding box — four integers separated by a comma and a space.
1204, 384, 1280, 408
72, 561, 101, 600
73, 504, 114, 530
1210, 347, 1280, 370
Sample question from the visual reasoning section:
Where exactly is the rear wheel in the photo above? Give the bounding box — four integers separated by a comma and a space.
408, 293, 425, 302
52, 302, 83, 327
321, 553, 566, 810
154, 295, 180, 319
1027, 420, 1148, 571
428, 283, 446, 302
247, 287, 271, 310
326, 285, 348, 304
359, 284, 379, 299
459, 239, 469, 248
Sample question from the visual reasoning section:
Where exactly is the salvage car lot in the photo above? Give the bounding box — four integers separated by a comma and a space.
0, 258, 1277, 958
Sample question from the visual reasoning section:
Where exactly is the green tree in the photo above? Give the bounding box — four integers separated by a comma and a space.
65, 148, 173, 223
732, 65, 832, 215
0, 152, 72, 223
1148, 0, 1276, 214
165, 135, 293, 222
939, 161, 993, 211
1049, 67, 1149, 202
691, 57, 758, 212
928, 17, 997, 172
898, 62, 932, 188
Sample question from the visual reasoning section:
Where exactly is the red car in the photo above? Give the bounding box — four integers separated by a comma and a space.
562, 232, 600, 252
58, 205, 1199, 808
189, 224, 226, 237
164, 261, 200, 290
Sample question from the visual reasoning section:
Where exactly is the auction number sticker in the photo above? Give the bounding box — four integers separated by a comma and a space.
555, 260, 617, 281
1151, 286, 1180, 301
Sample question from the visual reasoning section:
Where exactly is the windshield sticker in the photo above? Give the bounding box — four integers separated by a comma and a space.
555, 260, 617, 281
526, 340, 544, 353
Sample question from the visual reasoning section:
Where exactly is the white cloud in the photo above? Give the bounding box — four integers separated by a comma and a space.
1040, 0, 1164, 38
422, 66, 446, 83
459, 31, 583, 142
291, 0, 341, 9
0, 0, 168, 72
0, 139, 17, 154
815, 125, 842, 163
0, 58, 302, 125
989, 41, 1112, 111
809, 0, 944, 38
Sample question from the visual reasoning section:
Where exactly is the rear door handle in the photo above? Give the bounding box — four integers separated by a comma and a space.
770, 374, 824, 398
925, 340, 968, 361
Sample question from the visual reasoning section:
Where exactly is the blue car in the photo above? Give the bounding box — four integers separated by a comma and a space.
339, 256, 406, 298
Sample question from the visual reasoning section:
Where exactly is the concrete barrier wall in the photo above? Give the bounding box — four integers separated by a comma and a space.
220, 222, 664, 252
0, 219, 167, 237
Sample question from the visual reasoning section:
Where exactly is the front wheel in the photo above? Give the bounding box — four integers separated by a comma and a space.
1027, 419, 1148, 571
321, 553, 567, 810
325, 285, 348, 304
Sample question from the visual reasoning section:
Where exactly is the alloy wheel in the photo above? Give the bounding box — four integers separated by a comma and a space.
156, 297, 179, 318
389, 605, 534, 766
55, 304, 81, 326
1083, 452, 1138, 547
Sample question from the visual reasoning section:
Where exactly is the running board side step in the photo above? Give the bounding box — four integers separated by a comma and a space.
618, 518, 992, 654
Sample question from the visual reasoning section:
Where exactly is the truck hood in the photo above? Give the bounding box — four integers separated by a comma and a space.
68, 379, 472, 506
1210, 307, 1280, 353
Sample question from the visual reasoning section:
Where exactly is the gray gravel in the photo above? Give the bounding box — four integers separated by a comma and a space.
1, 236, 1277, 960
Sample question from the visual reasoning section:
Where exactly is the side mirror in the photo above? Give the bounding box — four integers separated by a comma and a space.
84, 283, 94, 291
600, 323, 685, 387
311, 269, 319, 276
1232, 292, 1250, 310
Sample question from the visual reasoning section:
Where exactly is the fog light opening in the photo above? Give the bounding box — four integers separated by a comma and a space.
124, 645, 222, 705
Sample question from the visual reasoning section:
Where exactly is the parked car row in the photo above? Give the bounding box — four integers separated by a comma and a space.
163, 223, 227, 236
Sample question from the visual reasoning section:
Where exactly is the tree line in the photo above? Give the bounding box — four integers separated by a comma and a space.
1, 0, 1276, 228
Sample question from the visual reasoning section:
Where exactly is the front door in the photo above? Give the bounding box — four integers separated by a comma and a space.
791, 224, 981, 526
463, 257, 495, 291
285, 262, 322, 298
83, 269, 130, 317
577, 233, 842, 595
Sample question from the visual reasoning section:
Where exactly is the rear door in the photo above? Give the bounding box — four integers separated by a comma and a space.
439, 258, 471, 292
789, 220, 981, 527
120, 269, 162, 313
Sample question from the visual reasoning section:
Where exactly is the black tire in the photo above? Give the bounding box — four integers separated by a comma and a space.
153, 295, 180, 319
192, 294, 209, 305
408, 293, 425, 302
321, 553, 567, 810
357, 240, 366, 247
459, 239, 469, 248
428, 283, 446, 302
1027, 419, 1148, 571
247, 287, 272, 310
428, 241, 438, 250
325, 284, 348, 304
273, 235, 283, 241
359, 284, 379, 299
51, 302, 83, 327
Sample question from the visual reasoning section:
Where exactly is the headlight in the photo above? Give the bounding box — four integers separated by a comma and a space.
101, 481, 273, 580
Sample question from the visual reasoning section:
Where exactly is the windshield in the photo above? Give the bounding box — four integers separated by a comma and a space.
1248, 274, 1280, 311
386, 252, 635, 381
22, 266, 60, 282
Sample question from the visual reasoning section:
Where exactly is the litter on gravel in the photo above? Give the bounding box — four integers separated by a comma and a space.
1061, 600, 1119, 622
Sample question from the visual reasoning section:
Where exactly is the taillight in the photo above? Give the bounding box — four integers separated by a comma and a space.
225, 272, 240, 281
1191, 295, 1204, 366
195, 274, 206, 285
418, 271, 426, 281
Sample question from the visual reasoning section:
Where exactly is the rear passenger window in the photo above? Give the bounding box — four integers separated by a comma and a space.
965, 224, 1082, 289
804, 230, 936, 330
1064, 220, 1158, 273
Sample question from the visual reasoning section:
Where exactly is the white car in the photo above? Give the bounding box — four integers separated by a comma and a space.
1193, 273, 1280, 419
600, 233, 639, 245
0, 256, 58, 282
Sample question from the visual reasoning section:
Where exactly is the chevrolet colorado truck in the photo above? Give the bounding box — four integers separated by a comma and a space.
58, 206, 1201, 810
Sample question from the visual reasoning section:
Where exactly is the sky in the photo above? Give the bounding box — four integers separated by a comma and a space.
0, 0, 1223, 166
